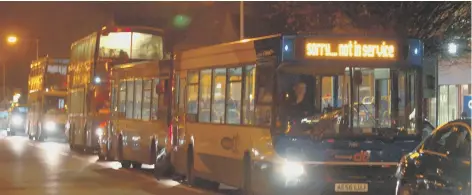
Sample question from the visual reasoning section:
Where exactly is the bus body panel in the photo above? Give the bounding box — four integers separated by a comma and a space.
116, 118, 168, 164
185, 122, 273, 187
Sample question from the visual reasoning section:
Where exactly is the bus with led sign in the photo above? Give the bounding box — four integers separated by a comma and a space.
165, 34, 427, 194
67, 24, 165, 156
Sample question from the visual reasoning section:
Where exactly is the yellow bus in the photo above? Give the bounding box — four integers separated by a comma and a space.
168, 34, 428, 194
106, 60, 173, 169
27, 57, 69, 141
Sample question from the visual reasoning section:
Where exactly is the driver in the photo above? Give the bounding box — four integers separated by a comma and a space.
284, 82, 313, 123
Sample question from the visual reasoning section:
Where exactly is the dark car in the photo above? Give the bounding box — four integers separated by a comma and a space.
395, 119, 471, 195
7, 106, 28, 136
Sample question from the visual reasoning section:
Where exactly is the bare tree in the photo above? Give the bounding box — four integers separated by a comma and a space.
264, 2, 471, 55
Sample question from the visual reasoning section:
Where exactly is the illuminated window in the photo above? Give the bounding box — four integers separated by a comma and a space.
99, 32, 132, 59
157, 79, 169, 119
119, 81, 126, 116
131, 33, 163, 60
227, 67, 242, 124
151, 78, 160, 120
99, 32, 163, 61
111, 81, 117, 112
187, 71, 199, 117
125, 80, 134, 119
199, 69, 212, 122
142, 79, 152, 121
178, 78, 186, 113
211, 68, 226, 123
134, 79, 143, 119
254, 65, 274, 126
243, 65, 256, 125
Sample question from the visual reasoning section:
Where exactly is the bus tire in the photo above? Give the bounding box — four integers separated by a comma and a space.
186, 145, 196, 186
37, 125, 45, 142
117, 134, 130, 168
69, 125, 75, 150
186, 145, 219, 190
242, 151, 255, 195
132, 162, 142, 169
153, 147, 174, 179
120, 161, 131, 169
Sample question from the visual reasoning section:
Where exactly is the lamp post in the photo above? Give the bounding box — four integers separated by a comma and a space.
240, 1, 244, 40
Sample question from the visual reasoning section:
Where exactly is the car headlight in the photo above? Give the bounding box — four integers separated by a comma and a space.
96, 127, 104, 136
281, 162, 305, 178
44, 121, 56, 131
12, 115, 23, 125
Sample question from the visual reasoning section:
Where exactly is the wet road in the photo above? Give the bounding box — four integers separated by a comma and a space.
0, 134, 221, 195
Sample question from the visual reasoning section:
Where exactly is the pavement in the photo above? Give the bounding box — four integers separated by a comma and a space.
0, 131, 225, 195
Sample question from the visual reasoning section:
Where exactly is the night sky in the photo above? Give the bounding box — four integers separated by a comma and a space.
0, 2, 113, 95
0, 2, 253, 97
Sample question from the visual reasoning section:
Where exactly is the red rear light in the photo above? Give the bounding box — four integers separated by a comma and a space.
326, 139, 335, 143
168, 122, 173, 146
99, 121, 107, 128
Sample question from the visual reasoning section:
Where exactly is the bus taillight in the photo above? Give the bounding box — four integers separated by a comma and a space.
168, 123, 173, 146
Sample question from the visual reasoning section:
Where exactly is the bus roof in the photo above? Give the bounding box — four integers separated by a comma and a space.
111, 60, 171, 79
71, 25, 164, 47
177, 34, 281, 70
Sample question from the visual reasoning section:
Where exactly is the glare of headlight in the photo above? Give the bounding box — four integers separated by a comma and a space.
448, 43, 457, 54
96, 127, 104, 136
45, 121, 56, 131
12, 115, 23, 125
94, 77, 101, 84
282, 162, 305, 178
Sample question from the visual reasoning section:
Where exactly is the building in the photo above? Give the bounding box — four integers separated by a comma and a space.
432, 53, 471, 125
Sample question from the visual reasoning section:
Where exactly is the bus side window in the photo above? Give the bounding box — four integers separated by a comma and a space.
118, 81, 126, 117
242, 65, 256, 125
151, 78, 160, 120
142, 79, 152, 121
186, 71, 199, 122
178, 78, 186, 113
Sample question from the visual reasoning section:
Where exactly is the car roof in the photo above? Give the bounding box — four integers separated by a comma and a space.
447, 118, 471, 127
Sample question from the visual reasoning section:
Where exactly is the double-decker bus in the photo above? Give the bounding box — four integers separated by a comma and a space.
106, 60, 172, 169
67, 25, 165, 155
27, 57, 69, 141
165, 34, 430, 194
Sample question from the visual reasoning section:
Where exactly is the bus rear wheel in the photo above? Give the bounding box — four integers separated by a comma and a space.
120, 160, 131, 168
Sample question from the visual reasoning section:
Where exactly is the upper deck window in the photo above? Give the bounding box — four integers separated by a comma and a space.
99, 32, 163, 61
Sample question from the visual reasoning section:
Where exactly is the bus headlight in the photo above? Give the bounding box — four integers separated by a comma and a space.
281, 162, 305, 178
44, 121, 56, 131
96, 128, 104, 136
12, 115, 23, 125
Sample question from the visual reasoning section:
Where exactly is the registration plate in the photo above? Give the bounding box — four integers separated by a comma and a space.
334, 183, 368, 192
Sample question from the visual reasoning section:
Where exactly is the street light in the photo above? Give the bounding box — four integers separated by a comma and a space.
2, 35, 40, 101
4, 34, 39, 60
6, 36, 17, 44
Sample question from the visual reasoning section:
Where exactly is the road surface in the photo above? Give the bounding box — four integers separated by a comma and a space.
0, 134, 222, 195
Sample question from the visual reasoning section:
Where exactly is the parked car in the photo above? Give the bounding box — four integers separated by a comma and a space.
395, 119, 471, 195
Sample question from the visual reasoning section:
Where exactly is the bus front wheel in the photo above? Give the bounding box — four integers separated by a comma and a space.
242, 151, 255, 195
153, 147, 174, 179
186, 145, 219, 190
